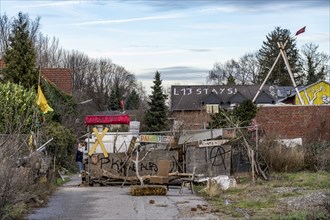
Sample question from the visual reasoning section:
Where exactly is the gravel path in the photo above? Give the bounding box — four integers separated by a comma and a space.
27, 174, 221, 220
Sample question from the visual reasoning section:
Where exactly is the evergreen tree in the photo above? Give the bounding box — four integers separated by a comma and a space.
257, 27, 302, 86
208, 100, 257, 128
227, 74, 236, 85
232, 100, 257, 127
144, 71, 168, 131
208, 109, 229, 129
125, 89, 140, 110
108, 88, 120, 111
3, 12, 39, 90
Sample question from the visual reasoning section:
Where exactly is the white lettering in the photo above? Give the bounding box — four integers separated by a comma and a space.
228, 88, 233, 94
219, 88, 225, 94
212, 89, 218, 94
196, 88, 202, 95
187, 88, 192, 95
203, 88, 209, 94
173, 88, 179, 95
181, 88, 186, 95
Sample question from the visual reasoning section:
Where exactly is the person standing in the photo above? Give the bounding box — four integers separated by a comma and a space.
76, 143, 84, 177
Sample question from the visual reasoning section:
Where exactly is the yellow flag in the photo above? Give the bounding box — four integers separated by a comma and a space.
36, 85, 53, 113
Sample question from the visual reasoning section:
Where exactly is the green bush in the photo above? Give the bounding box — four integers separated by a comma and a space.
304, 141, 330, 172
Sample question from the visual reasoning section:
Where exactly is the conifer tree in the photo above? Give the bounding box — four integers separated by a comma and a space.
108, 87, 120, 111
257, 27, 302, 86
227, 74, 236, 85
144, 71, 168, 131
125, 89, 140, 110
3, 12, 39, 90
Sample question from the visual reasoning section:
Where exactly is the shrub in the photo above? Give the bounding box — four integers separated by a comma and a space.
258, 137, 304, 172
304, 141, 330, 172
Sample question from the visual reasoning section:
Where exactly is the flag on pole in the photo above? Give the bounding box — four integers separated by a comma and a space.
295, 26, 306, 36
36, 85, 53, 113
120, 100, 124, 109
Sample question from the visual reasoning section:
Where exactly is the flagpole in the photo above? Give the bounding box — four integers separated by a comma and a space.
253, 39, 289, 103
38, 65, 41, 86
253, 26, 306, 103
278, 42, 305, 105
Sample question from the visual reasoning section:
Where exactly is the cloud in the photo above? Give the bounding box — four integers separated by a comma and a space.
16, 0, 81, 8
137, 66, 210, 81
70, 13, 185, 26
188, 48, 213, 52
119, 0, 328, 12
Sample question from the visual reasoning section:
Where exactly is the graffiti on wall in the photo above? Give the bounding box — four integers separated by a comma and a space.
296, 81, 330, 105
210, 145, 231, 170
89, 150, 178, 177
186, 145, 232, 176
139, 135, 174, 143
172, 87, 238, 96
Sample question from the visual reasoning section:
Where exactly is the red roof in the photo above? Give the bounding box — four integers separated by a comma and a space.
0, 59, 72, 95
42, 68, 72, 95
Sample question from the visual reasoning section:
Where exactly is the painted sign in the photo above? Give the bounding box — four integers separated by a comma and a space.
198, 139, 229, 147
139, 135, 174, 143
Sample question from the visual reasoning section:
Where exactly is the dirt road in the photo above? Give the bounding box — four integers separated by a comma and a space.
27, 174, 220, 220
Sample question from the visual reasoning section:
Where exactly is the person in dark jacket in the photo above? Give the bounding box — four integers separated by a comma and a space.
76, 143, 84, 177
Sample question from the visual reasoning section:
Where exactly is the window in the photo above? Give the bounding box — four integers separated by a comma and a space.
206, 104, 219, 114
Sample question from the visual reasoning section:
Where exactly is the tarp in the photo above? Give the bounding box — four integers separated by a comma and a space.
85, 114, 130, 125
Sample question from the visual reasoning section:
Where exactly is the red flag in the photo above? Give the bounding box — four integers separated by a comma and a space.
120, 100, 124, 109
295, 26, 306, 36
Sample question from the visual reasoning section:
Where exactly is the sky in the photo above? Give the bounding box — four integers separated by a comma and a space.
1, 0, 329, 92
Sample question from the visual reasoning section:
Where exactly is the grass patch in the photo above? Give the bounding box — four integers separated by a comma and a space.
271, 171, 330, 189
52, 176, 70, 187
198, 171, 330, 219
2, 203, 27, 219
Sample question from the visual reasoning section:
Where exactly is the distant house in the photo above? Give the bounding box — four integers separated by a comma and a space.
0, 58, 72, 95
170, 85, 277, 129
281, 80, 330, 105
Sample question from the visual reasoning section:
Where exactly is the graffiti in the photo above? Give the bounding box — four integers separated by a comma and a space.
296, 81, 330, 105
172, 87, 238, 96
139, 135, 174, 143
209, 146, 231, 170
322, 95, 330, 104
99, 156, 176, 175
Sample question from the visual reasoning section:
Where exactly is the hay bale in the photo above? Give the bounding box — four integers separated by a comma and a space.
130, 185, 167, 196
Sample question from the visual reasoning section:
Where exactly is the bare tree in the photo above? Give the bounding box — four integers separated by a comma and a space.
112, 64, 136, 98
207, 62, 229, 85
237, 52, 259, 84
301, 43, 329, 85
0, 14, 11, 56
35, 34, 64, 68
62, 50, 91, 97
208, 53, 260, 85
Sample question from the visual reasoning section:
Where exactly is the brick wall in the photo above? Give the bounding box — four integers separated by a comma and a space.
256, 105, 330, 143
172, 111, 211, 130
